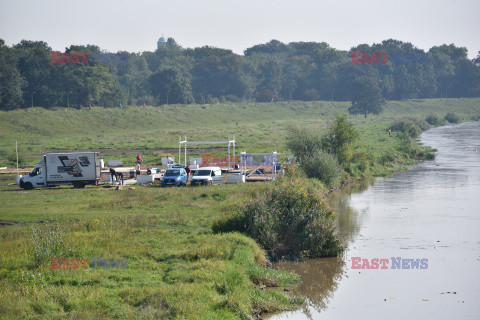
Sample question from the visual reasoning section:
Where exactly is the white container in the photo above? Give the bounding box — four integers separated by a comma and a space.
227, 174, 245, 184
137, 175, 155, 184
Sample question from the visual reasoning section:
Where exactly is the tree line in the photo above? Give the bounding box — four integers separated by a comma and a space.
1, 38, 479, 110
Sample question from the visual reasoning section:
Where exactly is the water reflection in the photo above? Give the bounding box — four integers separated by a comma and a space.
265, 179, 374, 318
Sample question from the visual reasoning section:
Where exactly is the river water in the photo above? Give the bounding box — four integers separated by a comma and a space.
267, 121, 480, 320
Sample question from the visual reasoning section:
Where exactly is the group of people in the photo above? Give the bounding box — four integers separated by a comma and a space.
109, 167, 124, 185
109, 153, 197, 184
109, 153, 142, 185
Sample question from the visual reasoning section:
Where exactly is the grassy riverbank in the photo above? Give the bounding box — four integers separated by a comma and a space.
1, 98, 480, 319
1, 98, 479, 167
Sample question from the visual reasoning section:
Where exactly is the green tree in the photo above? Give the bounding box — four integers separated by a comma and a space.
0, 39, 24, 110
322, 114, 360, 165
148, 67, 194, 104
349, 77, 384, 118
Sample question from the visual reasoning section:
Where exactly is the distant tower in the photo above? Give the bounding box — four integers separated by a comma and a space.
157, 36, 167, 49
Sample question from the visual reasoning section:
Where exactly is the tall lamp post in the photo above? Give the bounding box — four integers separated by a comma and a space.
31, 91, 35, 108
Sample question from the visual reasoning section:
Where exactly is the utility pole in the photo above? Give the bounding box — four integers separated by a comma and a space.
31, 91, 35, 107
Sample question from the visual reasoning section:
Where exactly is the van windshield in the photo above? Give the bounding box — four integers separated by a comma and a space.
195, 170, 212, 176
165, 169, 180, 176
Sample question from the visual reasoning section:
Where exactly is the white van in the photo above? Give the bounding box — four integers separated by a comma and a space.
190, 166, 223, 186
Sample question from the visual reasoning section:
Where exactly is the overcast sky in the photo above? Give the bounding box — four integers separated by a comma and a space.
1, 0, 479, 58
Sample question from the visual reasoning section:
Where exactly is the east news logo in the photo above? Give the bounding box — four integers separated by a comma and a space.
351, 257, 428, 269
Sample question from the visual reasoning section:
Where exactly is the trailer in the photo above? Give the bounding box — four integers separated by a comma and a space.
18, 152, 101, 189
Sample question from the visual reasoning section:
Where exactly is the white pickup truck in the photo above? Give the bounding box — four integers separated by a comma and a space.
19, 152, 101, 189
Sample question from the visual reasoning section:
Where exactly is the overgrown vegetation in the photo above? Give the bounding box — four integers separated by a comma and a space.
390, 118, 423, 138
286, 115, 360, 187
425, 113, 445, 126
0, 182, 302, 319
212, 177, 343, 261
1, 98, 480, 319
444, 111, 460, 123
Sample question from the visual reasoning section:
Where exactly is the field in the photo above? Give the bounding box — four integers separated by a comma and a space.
1, 98, 480, 167
1, 98, 480, 319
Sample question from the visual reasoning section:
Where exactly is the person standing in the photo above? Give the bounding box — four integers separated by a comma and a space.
109, 167, 116, 184
136, 153, 142, 175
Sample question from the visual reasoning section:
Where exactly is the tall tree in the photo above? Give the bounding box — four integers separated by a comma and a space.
148, 67, 194, 105
0, 39, 24, 110
349, 77, 384, 118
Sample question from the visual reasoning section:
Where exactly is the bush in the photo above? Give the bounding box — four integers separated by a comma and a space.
444, 112, 459, 123
390, 118, 422, 138
285, 125, 323, 158
321, 115, 360, 165
425, 113, 444, 126
212, 178, 343, 261
300, 150, 342, 187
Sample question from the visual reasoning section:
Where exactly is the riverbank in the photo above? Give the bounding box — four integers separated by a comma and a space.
1, 99, 480, 319
268, 121, 480, 319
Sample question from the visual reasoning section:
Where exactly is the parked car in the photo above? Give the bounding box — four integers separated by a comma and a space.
161, 168, 188, 187
190, 166, 223, 186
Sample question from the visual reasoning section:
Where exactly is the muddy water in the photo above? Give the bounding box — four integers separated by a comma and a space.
267, 121, 480, 319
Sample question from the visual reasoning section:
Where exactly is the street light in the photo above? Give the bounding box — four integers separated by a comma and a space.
31, 91, 35, 108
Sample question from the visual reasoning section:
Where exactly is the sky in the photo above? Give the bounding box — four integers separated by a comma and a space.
1, 0, 479, 58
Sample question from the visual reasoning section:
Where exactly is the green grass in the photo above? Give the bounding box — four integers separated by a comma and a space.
2, 98, 479, 167
0, 181, 301, 319
1, 98, 480, 319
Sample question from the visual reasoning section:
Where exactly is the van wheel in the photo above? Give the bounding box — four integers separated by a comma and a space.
23, 182, 33, 190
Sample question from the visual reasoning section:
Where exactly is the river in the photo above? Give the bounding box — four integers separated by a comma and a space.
267, 121, 480, 319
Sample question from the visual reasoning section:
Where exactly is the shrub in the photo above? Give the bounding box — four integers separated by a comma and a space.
300, 150, 342, 187
425, 113, 444, 126
321, 115, 360, 165
390, 118, 422, 138
444, 112, 459, 123
212, 178, 343, 261
408, 117, 430, 131
285, 125, 323, 158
